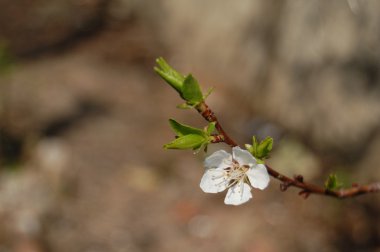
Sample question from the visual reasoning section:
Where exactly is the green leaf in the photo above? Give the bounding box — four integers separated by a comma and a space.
168, 119, 204, 137
252, 136, 259, 156
154, 57, 185, 93
246, 136, 273, 160
176, 103, 193, 109
203, 87, 214, 100
206, 122, 216, 135
182, 74, 203, 104
154, 57, 211, 105
245, 136, 258, 156
245, 144, 254, 154
164, 134, 206, 150
325, 174, 343, 190
256, 137, 273, 159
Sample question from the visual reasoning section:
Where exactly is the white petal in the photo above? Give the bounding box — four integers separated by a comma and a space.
200, 169, 228, 193
246, 163, 270, 190
224, 182, 252, 205
232, 147, 256, 166
204, 150, 232, 170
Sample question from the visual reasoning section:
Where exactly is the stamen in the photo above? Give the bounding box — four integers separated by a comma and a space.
224, 167, 232, 171
219, 158, 252, 194
227, 179, 239, 188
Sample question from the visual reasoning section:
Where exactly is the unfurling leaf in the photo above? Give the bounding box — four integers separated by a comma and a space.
165, 120, 218, 152
325, 174, 343, 190
154, 57, 184, 94
164, 134, 206, 150
203, 87, 214, 100
182, 74, 203, 104
168, 119, 204, 137
154, 57, 210, 105
176, 103, 193, 109
246, 136, 273, 160
206, 122, 216, 135
257, 137, 273, 159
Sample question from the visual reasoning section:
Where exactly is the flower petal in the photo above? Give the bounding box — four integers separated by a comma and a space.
246, 163, 270, 190
200, 169, 228, 193
224, 182, 252, 205
232, 147, 256, 166
204, 150, 232, 170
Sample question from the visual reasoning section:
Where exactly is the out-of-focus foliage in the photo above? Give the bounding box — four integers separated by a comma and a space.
325, 174, 343, 190
245, 136, 273, 162
0, 43, 13, 73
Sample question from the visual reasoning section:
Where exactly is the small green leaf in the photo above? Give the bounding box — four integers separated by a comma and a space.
206, 122, 216, 135
246, 136, 258, 156
252, 136, 258, 149
325, 174, 343, 190
193, 142, 209, 154
203, 87, 214, 100
246, 136, 273, 160
154, 57, 185, 93
256, 137, 273, 159
245, 144, 254, 154
168, 119, 204, 137
164, 134, 206, 150
182, 74, 203, 104
176, 103, 193, 109
252, 136, 259, 156
155, 57, 184, 84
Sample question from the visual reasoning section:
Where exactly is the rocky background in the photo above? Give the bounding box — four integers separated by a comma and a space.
1, 0, 380, 251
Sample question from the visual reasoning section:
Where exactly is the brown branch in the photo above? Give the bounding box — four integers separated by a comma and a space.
195, 102, 237, 147
195, 101, 380, 199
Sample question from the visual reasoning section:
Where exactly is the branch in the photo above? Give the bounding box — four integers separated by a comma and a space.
195, 101, 380, 199
195, 102, 238, 147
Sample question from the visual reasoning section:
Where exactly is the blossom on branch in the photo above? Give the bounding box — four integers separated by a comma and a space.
200, 147, 270, 205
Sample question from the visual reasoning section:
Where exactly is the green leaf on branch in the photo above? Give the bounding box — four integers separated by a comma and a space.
203, 87, 214, 100
165, 120, 217, 152
154, 57, 210, 105
176, 103, 193, 109
245, 136, 258, 156
182, 74, 203, 105
206, 122, 216, 135
154, 57, 185, 94
257, 137, 273, 159
325, 174, 343, 190
245, 136, 273, 161
169, 119, 204, 136
164, 134, 206, 150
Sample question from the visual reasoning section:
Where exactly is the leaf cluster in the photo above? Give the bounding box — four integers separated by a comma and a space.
154, 57, 211, 107
164, 119, 216, 152
325, 174, 343, 190
245, 136, 273, 162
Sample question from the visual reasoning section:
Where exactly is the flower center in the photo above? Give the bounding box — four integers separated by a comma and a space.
224, 159, 249, 188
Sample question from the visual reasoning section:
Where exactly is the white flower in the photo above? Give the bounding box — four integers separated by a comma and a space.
200, 146, 270, 205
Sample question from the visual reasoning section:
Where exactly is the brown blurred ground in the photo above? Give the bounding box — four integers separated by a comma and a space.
1, 1, 380, 251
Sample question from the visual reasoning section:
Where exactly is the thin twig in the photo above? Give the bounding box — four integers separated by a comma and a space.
195, 101, 380, 199
195, 102, 237, 147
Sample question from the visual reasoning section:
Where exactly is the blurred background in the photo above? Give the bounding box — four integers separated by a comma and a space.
0, 0, 380, 251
